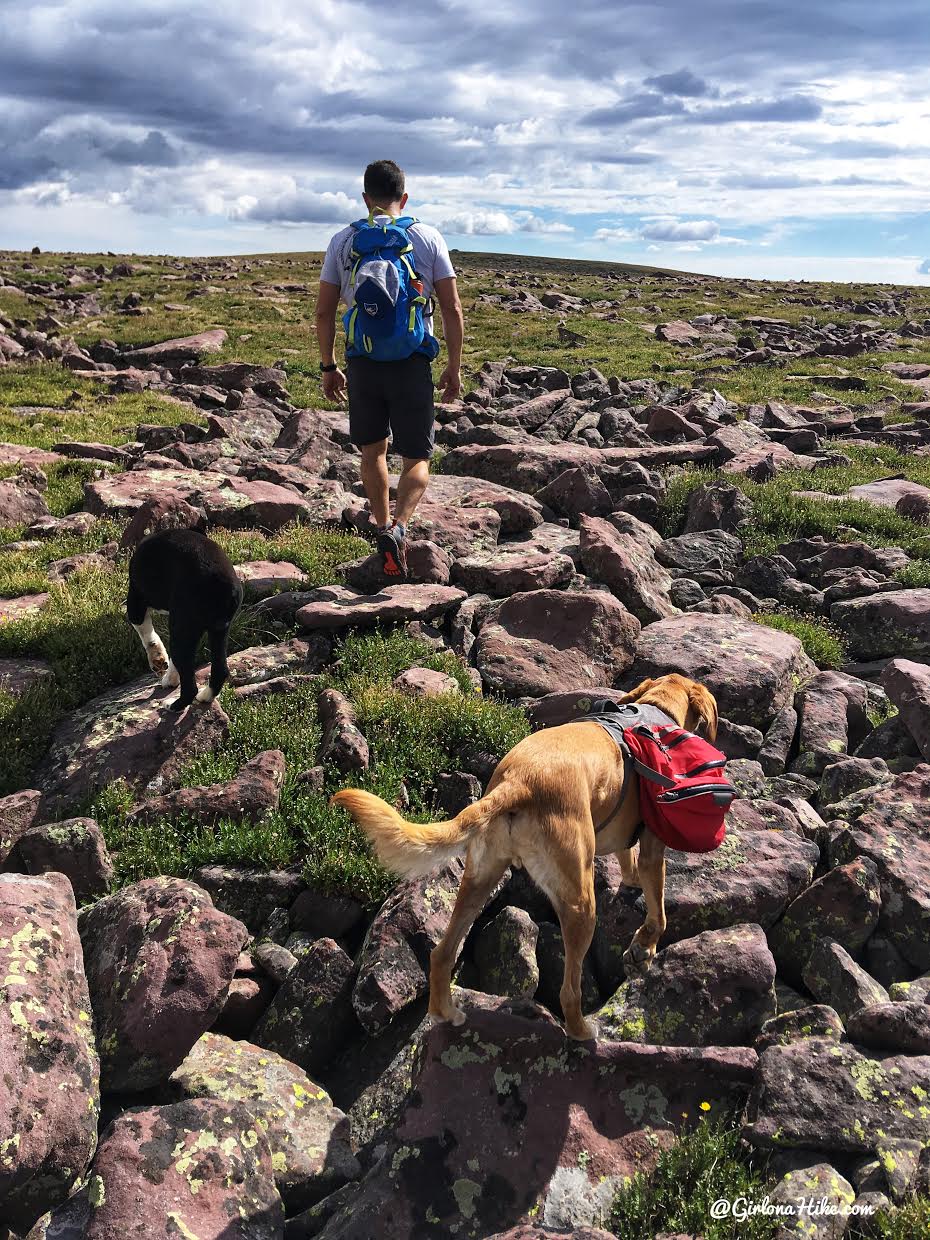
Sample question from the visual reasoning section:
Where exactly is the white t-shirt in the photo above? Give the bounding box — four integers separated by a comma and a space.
320, 217, 455, 336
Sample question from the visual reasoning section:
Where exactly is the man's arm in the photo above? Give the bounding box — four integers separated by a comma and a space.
434, 276, 463, 402
315, 280, 346, 402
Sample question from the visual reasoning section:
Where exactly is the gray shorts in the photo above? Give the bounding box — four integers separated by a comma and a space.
346, 353, 435, 460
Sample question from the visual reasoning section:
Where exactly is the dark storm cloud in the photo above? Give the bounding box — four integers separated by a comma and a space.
0, 0, 925, 217
644, 68, 714, 97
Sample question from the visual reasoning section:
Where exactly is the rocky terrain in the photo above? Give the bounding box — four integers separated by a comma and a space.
2, 248, 930, 1238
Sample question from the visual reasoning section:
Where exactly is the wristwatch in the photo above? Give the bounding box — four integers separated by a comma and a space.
319, 362, 338, 373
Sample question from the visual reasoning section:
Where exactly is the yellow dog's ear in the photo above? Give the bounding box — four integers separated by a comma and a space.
686, 683, 719, 742
616, 677, 658, 704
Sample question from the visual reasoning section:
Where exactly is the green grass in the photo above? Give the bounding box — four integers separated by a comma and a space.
608, 1117, 776, 1240
661, 443, 930, 561
94, 629, 529, 901
752, 611, 847, 669
0, 362, 205, 450
0, 523, 369, 796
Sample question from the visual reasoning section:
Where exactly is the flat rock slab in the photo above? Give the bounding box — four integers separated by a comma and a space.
627, 613, 817, 729
744, 1036, 930, 1154
345, 496, 501, 559
476, 588, 641, 698
0, 442, 64, 468
831, 588, 930, 659
441, 441, 717, 493
0, 655, 54, 699
311, 1008, 756, 1238
33, 674, 230, 817
295, 583, 466, 631
0, 873, 99, 1233
451, 548, 575, 596
382, 473, 545, 534
236, 559, 308, 598
226, 635, 331, 685
84, 467, 312, 530
0, 592, 49, 623
128, 749, 285, 827
79, 876, 248, 1091
33, 1098, 283, 1238
169, 1032, 360, 1213
119, 327, 228, 365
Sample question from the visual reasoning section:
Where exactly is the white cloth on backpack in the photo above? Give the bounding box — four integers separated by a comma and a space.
321, 217, 456, 337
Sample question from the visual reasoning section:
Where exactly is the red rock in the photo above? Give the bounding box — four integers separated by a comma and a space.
846, 1002, 930, 1054
0, 656, 54, 700
628, 613, 817, 729
792, 670, 870, 776
79, 876, 248, 1090
46, 551, 110, 583
344, 495, 501, 558
0, 474, 49, 526
884, 362, 930, 379
128, 750, 286, 827
401, 473, 544, 534
119, 327, 228, 365
343, 539, 452, 591
579, 514, 677, 623
313, 1007, 756, 1236
236, 559, 307, 598
451, 548, 574, 596
535, 466, 613, 518
0, 873, 99, 1232
254, 937, 358, 1075
0, 789, 42, 863
0, 442, 64, 469
212, 973, 276, 1038
393, 667, 461, 697
117, 495, 206, 548
317, 688, 369, 772
656, 319, 703, 344
881, 658, 930, 759
36, 1099, 283, 1237
50, 440, 133, 465
831, 588, 930, 659
295, 583, 466, 632
15, 817, 114, 902
33, 675, 230, 817
477, 588, 641, 698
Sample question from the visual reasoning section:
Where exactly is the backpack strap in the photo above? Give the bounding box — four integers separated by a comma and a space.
594, 734, 635, 833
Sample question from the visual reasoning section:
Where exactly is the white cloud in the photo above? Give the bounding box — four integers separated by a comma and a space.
439, 210, 515, 236
641, 217, 720, 241
919, 259, 930, 274
594, 226, 637, 242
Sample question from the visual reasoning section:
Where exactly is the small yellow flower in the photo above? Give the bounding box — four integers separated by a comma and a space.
700, 1101, 712, 1112
681, 1111, 688, 1119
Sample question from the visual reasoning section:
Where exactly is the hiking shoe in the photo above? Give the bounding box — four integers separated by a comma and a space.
377, 526, 408, 578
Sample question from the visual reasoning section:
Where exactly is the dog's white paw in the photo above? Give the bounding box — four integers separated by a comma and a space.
146, 640, 169, 675
195, 685, 215, 704
159, 662, 180, 689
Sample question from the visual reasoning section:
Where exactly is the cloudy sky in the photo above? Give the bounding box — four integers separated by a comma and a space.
2, 0, 929, 283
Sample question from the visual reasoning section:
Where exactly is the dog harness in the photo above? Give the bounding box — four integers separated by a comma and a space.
575, 699, 736, 853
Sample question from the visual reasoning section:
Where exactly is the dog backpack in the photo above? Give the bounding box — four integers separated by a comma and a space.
342, 210, 440, 362
621, 722, 736, 853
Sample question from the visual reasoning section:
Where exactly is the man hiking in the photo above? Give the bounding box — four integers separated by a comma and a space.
316, 159, 464, 577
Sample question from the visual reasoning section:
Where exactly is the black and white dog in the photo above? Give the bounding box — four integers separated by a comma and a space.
127, 529, 243, 712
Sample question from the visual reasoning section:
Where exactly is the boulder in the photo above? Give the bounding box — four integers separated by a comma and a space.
393, 666, 460, 697
34, 1099, 283, 1237
535, 466, 613, 519
476, 589, 640, 698
317, 688, 369, 772
343, 540, 452, 591
0, 474, 50, 526
33, 675, 230, 817
119, 327, 228, 364
802, 939, 889, 1022
847, 1002, 930, 1055
169, 1032, 360, 1212
768, 1164, 856, 1240
307, 1007, 756, 1237
832, 588, 930, 659
792, 670, 871, 776
656, 529, 743, 577
236, 559, 308, 598
768, 857, 881, 986
0, 788, 41, 863
294, 583, 466, 631
127, 749, 285, 826
578, 515, 677, 623
828, 767, 930, 970
881, 657, 930, 760
451, 548, 574, 596
191, 866, 305, 935
597, 923, 776, 1046
626, 613, 817, 729
755, 1005, 846, 1055
14, 817, 114, 902
79, 876, 248, 1090
684, 481, 754, 533
253, 937, 358, 1076
474, 906, 540, 1000
744, 1037, 930, 1153
0, 873, 99, 1233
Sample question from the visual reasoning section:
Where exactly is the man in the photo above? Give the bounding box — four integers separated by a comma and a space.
316, 159, 464, 577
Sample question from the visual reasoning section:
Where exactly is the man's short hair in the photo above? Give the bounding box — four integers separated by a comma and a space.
364, 160, 405, 203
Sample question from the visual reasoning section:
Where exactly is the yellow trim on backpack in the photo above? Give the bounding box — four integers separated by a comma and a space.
346, 306, 358, 343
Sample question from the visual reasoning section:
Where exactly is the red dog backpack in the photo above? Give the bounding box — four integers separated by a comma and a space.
621, 722, 735, 852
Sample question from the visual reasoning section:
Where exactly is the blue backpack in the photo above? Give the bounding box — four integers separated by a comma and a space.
343, 210, 440, 362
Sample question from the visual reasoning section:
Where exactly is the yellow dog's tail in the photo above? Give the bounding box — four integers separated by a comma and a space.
331, 781, 521, 878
